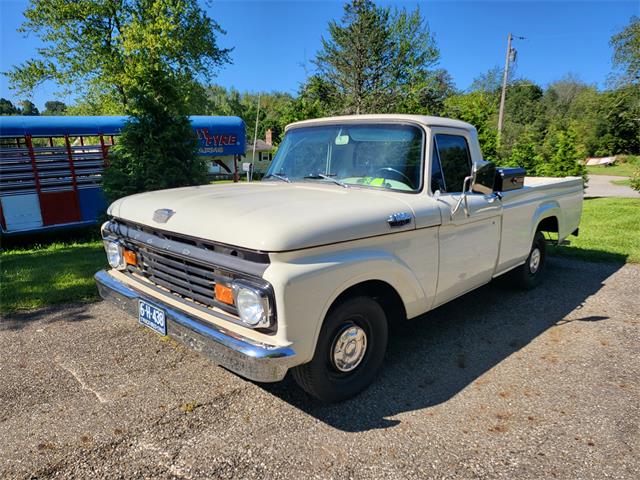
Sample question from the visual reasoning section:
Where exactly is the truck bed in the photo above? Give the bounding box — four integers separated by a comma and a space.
494, 175, 583, 276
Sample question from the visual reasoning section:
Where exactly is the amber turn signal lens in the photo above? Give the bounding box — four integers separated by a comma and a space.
123, 249, 137, 266
215, 284, 234, 305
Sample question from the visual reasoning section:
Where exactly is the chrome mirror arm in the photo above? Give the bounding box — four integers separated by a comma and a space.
450, 194, 464, 219
450, 176, 473, 219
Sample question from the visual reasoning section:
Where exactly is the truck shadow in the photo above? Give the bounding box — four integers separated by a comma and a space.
261, 255, 625, 432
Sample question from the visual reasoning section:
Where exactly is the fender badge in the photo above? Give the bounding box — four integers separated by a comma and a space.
153, 208, 175, 223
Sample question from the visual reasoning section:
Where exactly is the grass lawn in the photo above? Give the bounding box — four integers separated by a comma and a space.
586, 156, 639, 177
0, 240, 106, 314
1, 198, 638, 315
548, 197, 640, 264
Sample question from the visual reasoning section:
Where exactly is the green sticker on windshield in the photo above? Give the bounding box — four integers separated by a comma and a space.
335, 134, 350, 145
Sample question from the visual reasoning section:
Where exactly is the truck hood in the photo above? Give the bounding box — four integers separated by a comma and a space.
108, 182, 418, 252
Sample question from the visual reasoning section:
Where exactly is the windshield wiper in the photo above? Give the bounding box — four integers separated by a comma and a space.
264, 173, 291, 183
303, 173, 349, 188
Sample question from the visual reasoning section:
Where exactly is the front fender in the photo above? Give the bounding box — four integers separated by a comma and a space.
264, 248, 429, 365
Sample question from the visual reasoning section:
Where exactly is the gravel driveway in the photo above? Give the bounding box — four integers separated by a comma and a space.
585, 175, 640, 198
1, 257, 638, 479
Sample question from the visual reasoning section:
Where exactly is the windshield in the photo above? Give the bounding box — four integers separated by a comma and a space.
264, 123, 424, 192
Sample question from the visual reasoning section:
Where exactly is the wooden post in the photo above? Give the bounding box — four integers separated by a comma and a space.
233, 155, 239, 183
99, 134, 109, 167
25, 135, 42, 194
64, 134, 80, 192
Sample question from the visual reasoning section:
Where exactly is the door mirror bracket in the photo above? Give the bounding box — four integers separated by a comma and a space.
449, 160, 497, 219
450, 176, 473, 219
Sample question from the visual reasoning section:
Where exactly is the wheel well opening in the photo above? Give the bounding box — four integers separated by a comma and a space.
537, 216, 558, 234
331, 280, 407, 323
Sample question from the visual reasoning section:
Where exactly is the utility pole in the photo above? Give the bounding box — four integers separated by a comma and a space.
497, 32, 513, 140
250, 92, 261, 182
497, 33, 525, 142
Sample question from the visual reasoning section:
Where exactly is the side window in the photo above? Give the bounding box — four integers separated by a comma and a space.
430, 143, 446, 192
434, 134, 472, 193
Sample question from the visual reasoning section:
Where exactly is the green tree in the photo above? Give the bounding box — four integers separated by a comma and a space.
204, 87, 296, 146
443, 91, 500, 162
102, 68, 206, 201
610, 16, 640, 85
42, 100, 67, 115
19, 100, 39, 115
395, 68, 456, 116
538, 128, 586, 178
0, 98, 18, 115
469, 66, 503, 93
498, 81, 544, 157
277, 78, 331, 131
500, 132, 542, 176
7, 0, 231, 112
313, 0, 440, 114
94, 0, 230, 199
595, 86, 640, 155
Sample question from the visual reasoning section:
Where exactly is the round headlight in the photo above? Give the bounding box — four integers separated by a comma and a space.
105, 241, 124, 269
235, 286, 267, 327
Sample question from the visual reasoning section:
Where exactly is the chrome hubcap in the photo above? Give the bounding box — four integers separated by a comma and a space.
529, 248, 541, 273
331, 324, 367, 372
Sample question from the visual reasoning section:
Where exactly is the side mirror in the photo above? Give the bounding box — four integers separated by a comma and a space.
451, 160, 497, 219
470, 160, 496, 194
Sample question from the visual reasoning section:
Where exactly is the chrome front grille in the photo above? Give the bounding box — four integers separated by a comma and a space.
104, 219, 271, 317
107, 220, 269, 315
133, 247, 232, 311
103, 219, 277, 333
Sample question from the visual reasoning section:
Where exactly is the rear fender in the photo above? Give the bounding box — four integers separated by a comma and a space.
530, 200, 560, 243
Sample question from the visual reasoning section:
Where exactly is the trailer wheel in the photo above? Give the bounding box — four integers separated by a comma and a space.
292, 296, 387, 403
511, 231, 547, 290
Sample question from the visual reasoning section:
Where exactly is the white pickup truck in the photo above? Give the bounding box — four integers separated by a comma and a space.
95, 114, 583, 402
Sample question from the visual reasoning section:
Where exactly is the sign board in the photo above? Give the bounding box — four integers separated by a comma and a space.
242, 162, 252, 172
194, 122, 246, 157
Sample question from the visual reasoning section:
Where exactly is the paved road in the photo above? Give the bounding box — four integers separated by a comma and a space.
585, 175, 640, 198
1, 257, 639, 479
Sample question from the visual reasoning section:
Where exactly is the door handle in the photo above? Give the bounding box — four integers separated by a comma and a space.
387, 212, 412, 227
486, 192, 503, 203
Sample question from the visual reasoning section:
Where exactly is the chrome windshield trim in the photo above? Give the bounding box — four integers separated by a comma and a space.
266, 120, 427, 194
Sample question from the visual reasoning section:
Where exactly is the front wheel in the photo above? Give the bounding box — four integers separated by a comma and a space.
511, 231, 547, 290
291, 296, 388, 403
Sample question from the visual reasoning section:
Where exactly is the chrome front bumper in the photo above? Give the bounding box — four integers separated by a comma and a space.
94, 270, 295, 382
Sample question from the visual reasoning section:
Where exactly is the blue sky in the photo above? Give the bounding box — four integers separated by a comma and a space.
0, 0, 638, 109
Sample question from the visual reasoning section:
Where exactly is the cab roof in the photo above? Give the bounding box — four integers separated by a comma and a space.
286, 114, 476, 132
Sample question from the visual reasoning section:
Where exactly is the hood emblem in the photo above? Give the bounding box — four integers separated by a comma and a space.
153, 208, 175, 223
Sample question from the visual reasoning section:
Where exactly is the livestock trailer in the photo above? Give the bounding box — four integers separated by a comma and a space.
0, 115, 245, 235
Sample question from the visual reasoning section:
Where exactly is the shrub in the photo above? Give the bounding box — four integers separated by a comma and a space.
500, 132, 542, 176
631, 167, 640, 192
103, 70, 207, 202
538, 128, 586, 178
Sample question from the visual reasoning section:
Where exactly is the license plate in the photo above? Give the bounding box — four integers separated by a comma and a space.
138, 299, 167, 336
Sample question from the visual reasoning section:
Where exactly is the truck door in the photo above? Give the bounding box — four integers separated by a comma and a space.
430, 130, 502, 306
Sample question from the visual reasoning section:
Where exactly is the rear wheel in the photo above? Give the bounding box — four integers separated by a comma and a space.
511, 231, 547, 290
292, 296, 388, 403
